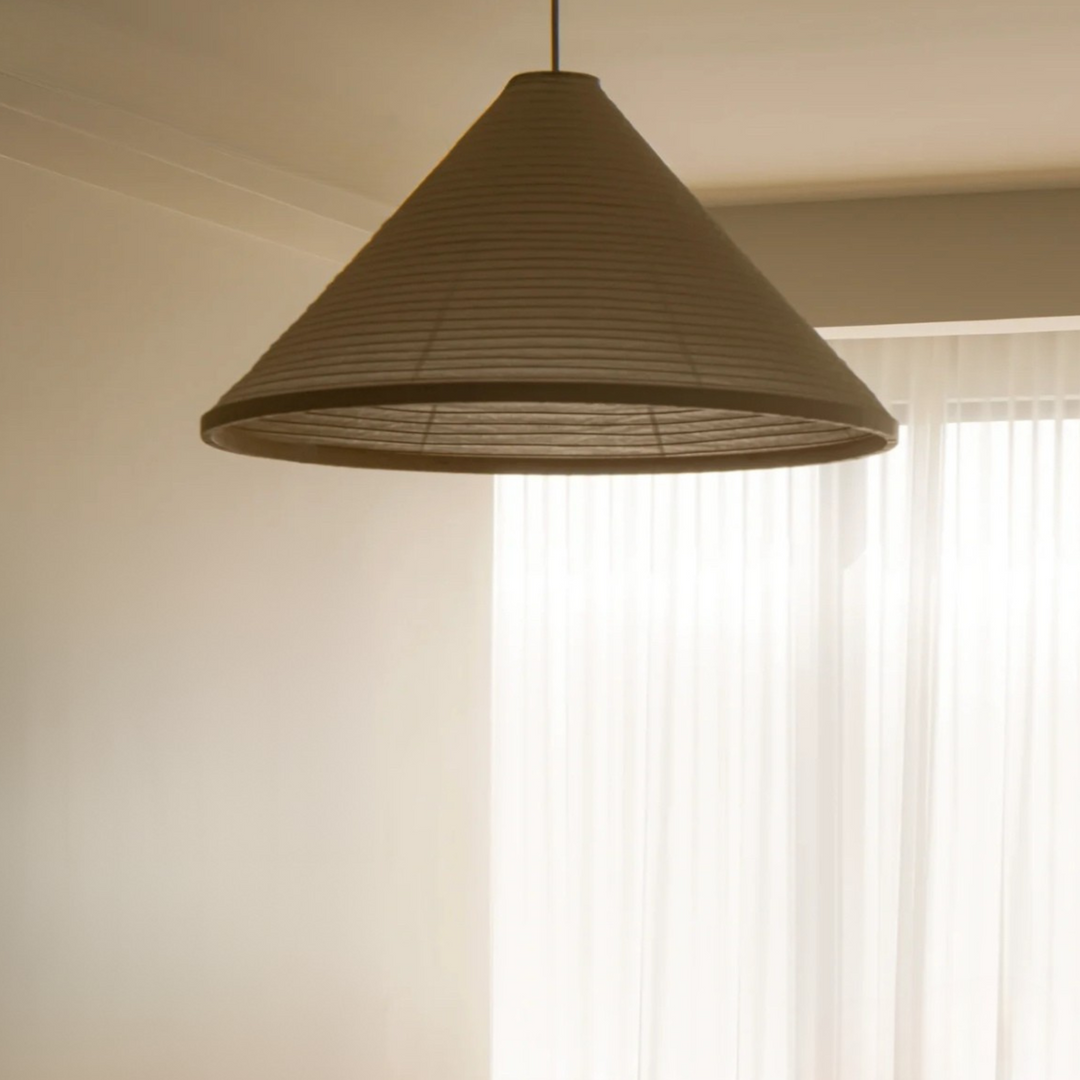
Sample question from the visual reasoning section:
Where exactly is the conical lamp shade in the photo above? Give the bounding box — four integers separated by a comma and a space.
202, 72, 897, 473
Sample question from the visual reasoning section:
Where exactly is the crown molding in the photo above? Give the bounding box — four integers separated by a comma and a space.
0, 68, 390, 262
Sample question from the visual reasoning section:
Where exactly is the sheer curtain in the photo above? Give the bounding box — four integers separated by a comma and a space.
491, 330, 1080, 1080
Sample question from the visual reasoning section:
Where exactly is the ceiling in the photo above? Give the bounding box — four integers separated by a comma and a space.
3, 0, 1080, 214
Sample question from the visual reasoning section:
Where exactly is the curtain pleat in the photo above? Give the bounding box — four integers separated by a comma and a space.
492, 330, 1080, 1080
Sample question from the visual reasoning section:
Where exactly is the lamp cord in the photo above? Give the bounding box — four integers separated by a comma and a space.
551, 0, 560, 71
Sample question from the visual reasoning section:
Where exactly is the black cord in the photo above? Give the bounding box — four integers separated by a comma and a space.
551, 0, 560, 71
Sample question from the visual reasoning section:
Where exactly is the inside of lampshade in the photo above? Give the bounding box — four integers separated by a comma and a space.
209, 401, 889, 473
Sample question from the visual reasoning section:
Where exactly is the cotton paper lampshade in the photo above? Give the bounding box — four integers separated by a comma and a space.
201, 71, 897, 473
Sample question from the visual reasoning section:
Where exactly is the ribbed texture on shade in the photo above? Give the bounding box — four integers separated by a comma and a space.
202, 71, 897, 473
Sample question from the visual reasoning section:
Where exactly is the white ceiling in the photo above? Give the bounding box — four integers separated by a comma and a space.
3, 0, 1080, 221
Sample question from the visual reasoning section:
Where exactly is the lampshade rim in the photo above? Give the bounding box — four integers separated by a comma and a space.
202, 381, 897, 475
203, 381, 896, 443
201, 424, 891, 476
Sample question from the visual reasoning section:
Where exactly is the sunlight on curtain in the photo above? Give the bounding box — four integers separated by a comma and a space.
491, 330, 1080, 1080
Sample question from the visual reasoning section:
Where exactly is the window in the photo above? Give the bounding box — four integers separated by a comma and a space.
492, 331, 1080, 1080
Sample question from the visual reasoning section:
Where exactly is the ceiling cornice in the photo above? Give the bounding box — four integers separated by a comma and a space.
0, 68, 390, 262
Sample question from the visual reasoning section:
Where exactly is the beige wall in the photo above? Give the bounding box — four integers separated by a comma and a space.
0, 158, 491, 1080
713, 187, 1080, 328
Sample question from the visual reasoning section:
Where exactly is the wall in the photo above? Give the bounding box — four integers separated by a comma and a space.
0, 158, 491, 1080
713, 187, 1080, 328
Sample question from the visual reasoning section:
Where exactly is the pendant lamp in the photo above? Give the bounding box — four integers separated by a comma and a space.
201, 2, 897, 474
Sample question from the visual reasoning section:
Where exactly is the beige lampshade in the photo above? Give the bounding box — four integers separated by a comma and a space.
201, 71, 897, 473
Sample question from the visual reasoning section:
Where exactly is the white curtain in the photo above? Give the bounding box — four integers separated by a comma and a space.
491, 330, 1080, 1080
